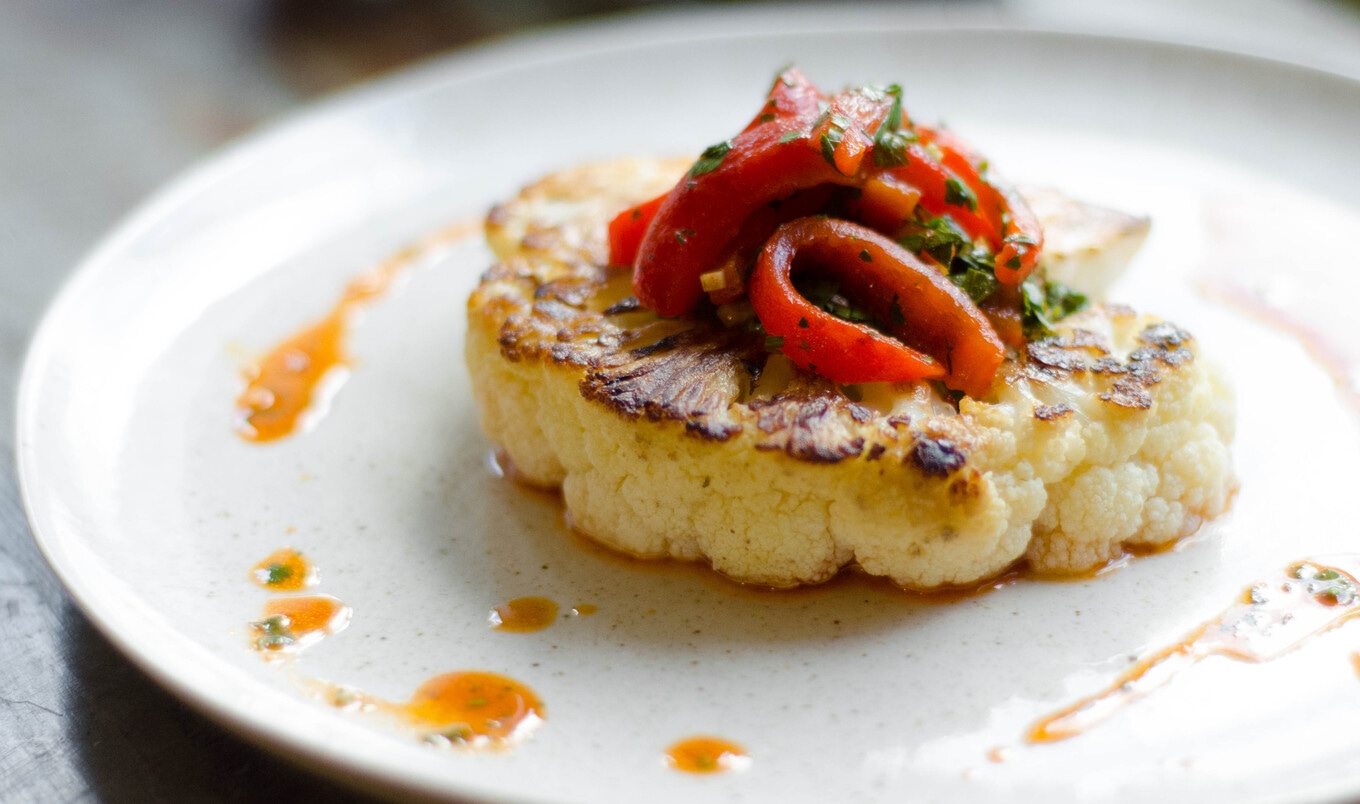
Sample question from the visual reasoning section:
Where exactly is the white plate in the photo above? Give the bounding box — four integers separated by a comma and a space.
18, 8, 1360, 803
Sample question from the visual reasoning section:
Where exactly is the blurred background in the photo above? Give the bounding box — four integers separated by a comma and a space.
3, 0, 1360, 801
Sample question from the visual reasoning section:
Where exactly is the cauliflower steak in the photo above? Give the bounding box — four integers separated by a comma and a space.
466, 158, 1234, 590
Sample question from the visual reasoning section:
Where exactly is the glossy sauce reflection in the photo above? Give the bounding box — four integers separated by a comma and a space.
1028, 559, 1360, 742
234, 220, 478, 442
664, 736, 750, 773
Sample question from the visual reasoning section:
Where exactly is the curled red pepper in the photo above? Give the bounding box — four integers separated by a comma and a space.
748, 218, 1004, 397
632, 72, 876, 317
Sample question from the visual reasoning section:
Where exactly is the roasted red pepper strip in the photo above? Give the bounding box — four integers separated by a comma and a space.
748, 218, 1004, 396
885, 142, 997, 246
634, 78, 899, 316
741, 66, 825, 133
993, 181, 1044, 286
918, 126, 1043, 285
608, 193, 665, 267
633, 120, 861, 317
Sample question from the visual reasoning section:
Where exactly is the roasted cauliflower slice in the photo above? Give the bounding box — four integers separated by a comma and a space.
465, 159, 1234, 590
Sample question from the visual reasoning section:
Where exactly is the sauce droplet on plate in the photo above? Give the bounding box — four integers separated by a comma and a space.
249, 547, 316, 591
1028, 558, 1360, 742
489, 597, 559, 632
664, 736, 750, 773
251, 594, 351, 654
405, 671, 546, 748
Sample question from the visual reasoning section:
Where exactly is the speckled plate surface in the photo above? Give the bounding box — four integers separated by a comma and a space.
17, 8, 1360, 803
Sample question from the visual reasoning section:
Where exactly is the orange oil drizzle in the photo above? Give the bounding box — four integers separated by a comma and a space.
1028, 558, 1360, 743
251, 594, 351, 654
249, 547, 316, 591
234, 220, 478, 442
664, 736, 750, 773
489, 597, 559, 632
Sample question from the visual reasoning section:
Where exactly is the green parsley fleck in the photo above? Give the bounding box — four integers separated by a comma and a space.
949, 261, 1000, 304
872, 84, 913, 168
765, 335, 785, 350
251, 614, 296, 650
688, 140, 733, 178
264, 563, 293, 586
759, 113, 776, 123
1021, 278, 1089, 339
819, 128, 844, 170
778, 130, 804, 144
797, 316, 809, 328
859, 248, 872, 262
944, 178, 977, 211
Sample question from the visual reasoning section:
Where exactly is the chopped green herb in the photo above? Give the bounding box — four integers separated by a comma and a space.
889, 295, 906, 327
688, 140, 733, 178
949, 261, 1000, 304
759, 113, 776, 123
819, 128, 844, 169
264, 563, 293, 585
1021, 278, 1089, 339
871, 84, 913, 168
897, 214, 970, 265
859, 248, 872, 262
1045, 281, 1088, 319
630, 208, 642, 220
795, 276, 872, 325
674, 228, 696, 244
797, 316, 809, 328
765, 335, 785, 350
944, 178, 977, 211
778, 130, 804, 144
251, 614, 296, 650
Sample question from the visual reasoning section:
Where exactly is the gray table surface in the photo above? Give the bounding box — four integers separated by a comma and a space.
5, 0, 1360, 801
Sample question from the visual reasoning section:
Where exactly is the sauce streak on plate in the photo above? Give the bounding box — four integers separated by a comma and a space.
234, 220, 479, 442
1029, 558, 1360, 742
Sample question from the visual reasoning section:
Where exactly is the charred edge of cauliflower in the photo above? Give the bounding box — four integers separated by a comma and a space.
464, 160, 1235, 590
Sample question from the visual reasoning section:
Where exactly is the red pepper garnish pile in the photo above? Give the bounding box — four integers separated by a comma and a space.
607, 68, 1045, 398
